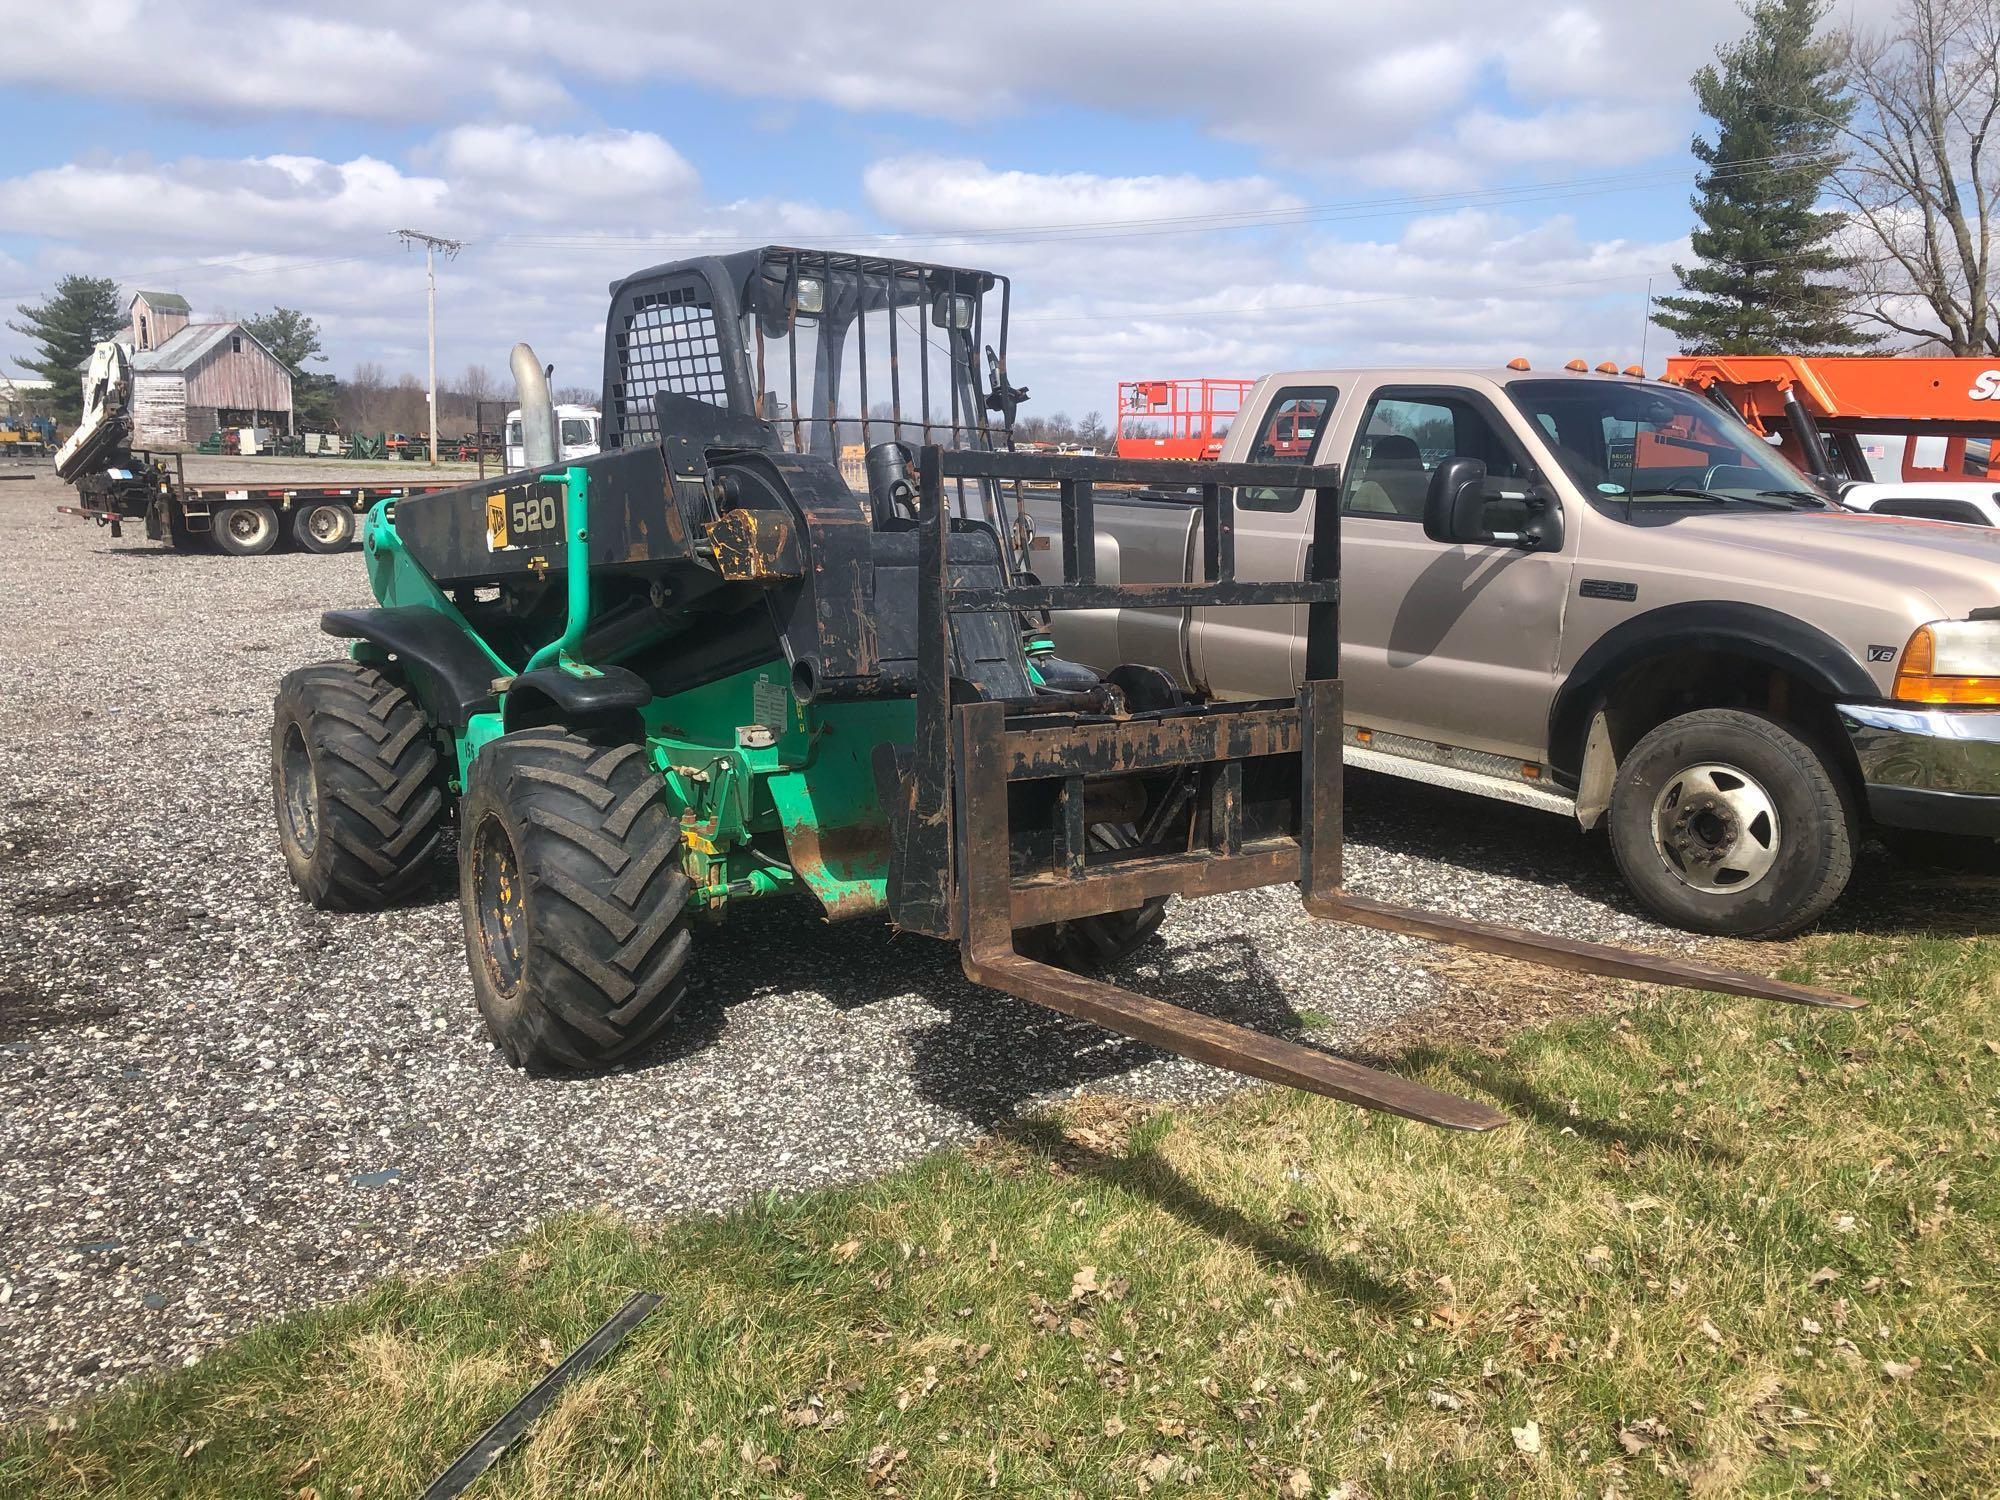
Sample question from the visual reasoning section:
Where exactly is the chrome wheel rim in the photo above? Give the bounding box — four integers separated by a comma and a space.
227, 507, 271, 545
1650, 762, 1781, 893
305, 505, 346, 543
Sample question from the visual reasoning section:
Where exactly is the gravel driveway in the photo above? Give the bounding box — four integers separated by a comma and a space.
0, 464, 1926, 1419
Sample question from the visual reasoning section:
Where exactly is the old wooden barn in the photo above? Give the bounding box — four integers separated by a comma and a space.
127, 290, 294, 448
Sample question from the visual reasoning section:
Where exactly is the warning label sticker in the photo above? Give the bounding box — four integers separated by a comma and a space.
751, 674, 790, 734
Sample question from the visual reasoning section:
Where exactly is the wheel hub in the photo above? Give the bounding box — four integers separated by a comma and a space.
307, 506, 343, 542
279, 723, 318, 855
472, 814, 528, 997
1650, 762, 1781, 894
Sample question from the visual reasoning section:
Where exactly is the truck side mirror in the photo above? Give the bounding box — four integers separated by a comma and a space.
1422, 457, 1562, 550
1423, 456, 1491, 543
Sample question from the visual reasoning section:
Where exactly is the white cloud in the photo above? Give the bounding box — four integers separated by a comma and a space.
429, 125, 699, 219
2, 0, 1888, 179
861, 157, 1298, 232
1, 136, 1691, 417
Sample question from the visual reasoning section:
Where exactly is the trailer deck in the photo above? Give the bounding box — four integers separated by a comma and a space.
55, 450, 463, 552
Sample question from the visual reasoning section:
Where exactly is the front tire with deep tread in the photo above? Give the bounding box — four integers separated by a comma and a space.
459, 728, 693, 1072
272, 660, 448, 910
1608, 707, 1855, 938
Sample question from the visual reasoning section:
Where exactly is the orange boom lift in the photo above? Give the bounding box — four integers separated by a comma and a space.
1666, 354, 2000, 484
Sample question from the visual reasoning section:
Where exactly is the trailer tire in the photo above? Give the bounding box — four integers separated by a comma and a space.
213, 500, 279, 556
459, 728, 693, 1072
1608, 708, 1855, 938
272, 660, 448, 911
1015, 823, 1170, 971
293, 501, 357, 553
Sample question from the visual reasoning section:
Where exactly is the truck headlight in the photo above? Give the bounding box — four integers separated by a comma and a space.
1893, 620, 2000, 705
793, 276, 825, 316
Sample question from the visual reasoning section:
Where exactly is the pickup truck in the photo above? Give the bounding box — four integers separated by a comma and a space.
1025, 365, 2000, 938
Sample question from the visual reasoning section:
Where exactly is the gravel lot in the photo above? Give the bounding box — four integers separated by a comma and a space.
0, 460, 1951, 1420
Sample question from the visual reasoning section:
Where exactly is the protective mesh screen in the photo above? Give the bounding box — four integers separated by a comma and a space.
611, 282, 724, 447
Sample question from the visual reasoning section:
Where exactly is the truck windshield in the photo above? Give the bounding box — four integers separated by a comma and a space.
1507, 379, 1826, 511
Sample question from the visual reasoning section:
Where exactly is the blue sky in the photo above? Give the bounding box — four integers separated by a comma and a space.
0, 0, 1900, 415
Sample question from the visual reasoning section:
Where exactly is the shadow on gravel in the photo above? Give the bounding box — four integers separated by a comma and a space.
0, 981, 123, 1044
647, 893, 1330, 1126
1004, 1115, 1417, 1313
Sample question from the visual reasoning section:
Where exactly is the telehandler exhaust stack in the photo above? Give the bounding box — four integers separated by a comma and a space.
508, 342, 558, 469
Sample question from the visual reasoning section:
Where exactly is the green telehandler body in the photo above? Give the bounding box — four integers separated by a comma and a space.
271, 246, 1857, 1130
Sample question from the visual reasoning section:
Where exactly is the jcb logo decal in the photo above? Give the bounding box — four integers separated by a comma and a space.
1971, 369, 2000, 400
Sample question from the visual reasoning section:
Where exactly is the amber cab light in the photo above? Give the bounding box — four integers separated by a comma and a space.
1893, 622, 2000, 706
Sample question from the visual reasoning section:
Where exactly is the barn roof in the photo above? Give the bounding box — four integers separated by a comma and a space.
132, 322, 278, 373
132, 290, 191, 313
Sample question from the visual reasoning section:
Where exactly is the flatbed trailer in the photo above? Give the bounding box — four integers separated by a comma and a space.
55, 449, 459, 556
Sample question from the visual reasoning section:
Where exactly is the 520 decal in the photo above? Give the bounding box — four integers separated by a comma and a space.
509, 492, 560, 535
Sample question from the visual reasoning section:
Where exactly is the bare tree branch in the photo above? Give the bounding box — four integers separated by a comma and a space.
1834, 0, 2000, 352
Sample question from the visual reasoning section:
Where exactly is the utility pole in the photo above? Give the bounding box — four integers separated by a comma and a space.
1639, 275, 1655, 374
393, 229, 463, 466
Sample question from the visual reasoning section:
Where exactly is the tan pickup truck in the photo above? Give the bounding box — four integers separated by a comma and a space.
1026, 366, 2000, 937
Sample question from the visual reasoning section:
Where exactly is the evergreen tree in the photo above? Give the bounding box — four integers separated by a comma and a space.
1653, 0, 1874, 354
8, 275, 123, 424
240, 307, 339, 429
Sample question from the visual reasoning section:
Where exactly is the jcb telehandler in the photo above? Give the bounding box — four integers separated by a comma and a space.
271, 247, 1857, 1131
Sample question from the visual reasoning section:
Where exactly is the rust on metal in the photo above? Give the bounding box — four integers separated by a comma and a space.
1002, 708, 1299, 781
905, 445, 1862, 1134
1306, 892, 1865, 1010
952, 699, 1508, 1130
781, 817, 893, 921
704, 507, 803, 581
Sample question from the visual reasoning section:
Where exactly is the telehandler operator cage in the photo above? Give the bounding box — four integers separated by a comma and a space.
602, 246, 1014, 456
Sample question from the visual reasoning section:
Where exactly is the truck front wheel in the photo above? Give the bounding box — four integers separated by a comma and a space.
459, 728, 693, 1072
1608, 708, 1855, 939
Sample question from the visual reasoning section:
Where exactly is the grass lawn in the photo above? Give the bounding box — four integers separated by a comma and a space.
3, 925, 1996, 1497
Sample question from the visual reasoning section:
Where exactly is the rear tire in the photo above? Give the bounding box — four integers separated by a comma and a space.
272, 661, 448, 910
292, 501, 357, 553
213, 500, 279, 556
459, 728, 693, 1072
1608, 708, 1854, 938
1015, 823, 1170, 971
